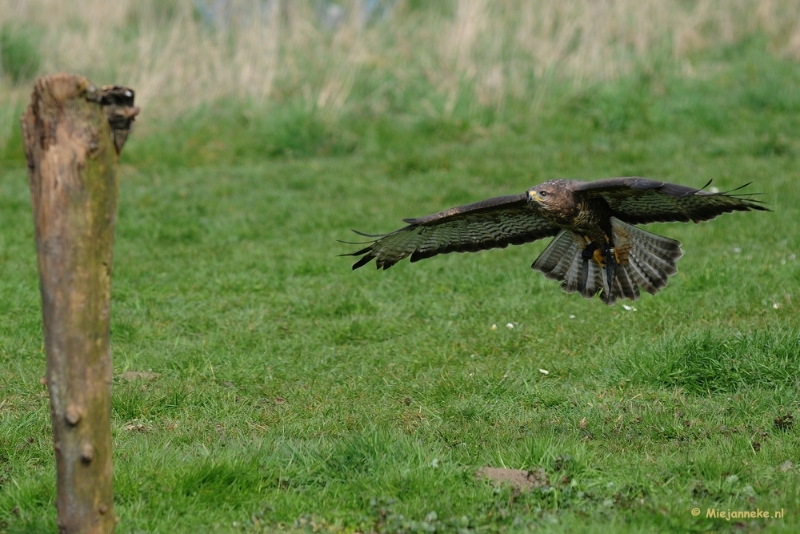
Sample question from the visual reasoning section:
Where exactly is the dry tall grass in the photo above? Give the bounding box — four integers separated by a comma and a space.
2, 0, 800, 143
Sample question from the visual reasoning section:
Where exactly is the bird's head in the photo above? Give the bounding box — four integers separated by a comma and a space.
527, 182, 560, 208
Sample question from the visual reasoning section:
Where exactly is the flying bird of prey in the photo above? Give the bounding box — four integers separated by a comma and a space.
343, 177, 767, 305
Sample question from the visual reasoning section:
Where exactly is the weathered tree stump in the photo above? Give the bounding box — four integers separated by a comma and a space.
21, 74, 138, 534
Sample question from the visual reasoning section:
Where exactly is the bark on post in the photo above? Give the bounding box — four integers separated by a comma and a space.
21, 74, 138, 534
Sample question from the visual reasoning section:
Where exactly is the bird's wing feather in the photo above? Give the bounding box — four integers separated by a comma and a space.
344, 193, 560, 269
572, 177, 768, 224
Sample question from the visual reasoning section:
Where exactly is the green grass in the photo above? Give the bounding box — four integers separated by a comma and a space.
1, 45, 799, 533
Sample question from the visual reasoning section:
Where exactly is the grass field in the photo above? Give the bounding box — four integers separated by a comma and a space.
2, 3, 800, 533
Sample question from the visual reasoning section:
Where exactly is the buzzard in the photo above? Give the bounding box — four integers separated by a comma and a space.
343, 178, 768, 305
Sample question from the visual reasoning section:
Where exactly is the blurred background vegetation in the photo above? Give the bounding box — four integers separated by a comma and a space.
2, 0, 800, 166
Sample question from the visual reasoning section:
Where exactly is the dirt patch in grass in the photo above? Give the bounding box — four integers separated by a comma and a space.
475, 467, 549, 491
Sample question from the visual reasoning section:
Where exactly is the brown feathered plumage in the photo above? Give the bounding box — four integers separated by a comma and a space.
343, 177, 768, 305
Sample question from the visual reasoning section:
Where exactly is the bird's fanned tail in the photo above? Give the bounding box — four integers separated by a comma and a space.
531, 218, 683, 305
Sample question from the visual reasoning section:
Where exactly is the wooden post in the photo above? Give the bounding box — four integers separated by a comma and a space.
21, 74, 138, 534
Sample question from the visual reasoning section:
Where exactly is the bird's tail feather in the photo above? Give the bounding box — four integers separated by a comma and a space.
613, 218, 683, 298
531, 218, 683, 305
532, 231, 606, 300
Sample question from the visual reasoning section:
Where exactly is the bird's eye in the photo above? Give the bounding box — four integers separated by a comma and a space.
539, 190, 547, 197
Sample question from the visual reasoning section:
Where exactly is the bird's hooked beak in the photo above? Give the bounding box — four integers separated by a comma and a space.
527, 190, 541, 204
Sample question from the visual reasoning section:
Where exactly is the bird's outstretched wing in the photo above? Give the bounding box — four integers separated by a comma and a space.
573, 177, 769, 225
343, 193, 560, 269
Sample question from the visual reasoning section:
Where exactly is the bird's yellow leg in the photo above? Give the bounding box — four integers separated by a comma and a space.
592, 248, 606, 267
584, 235, 614, 267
